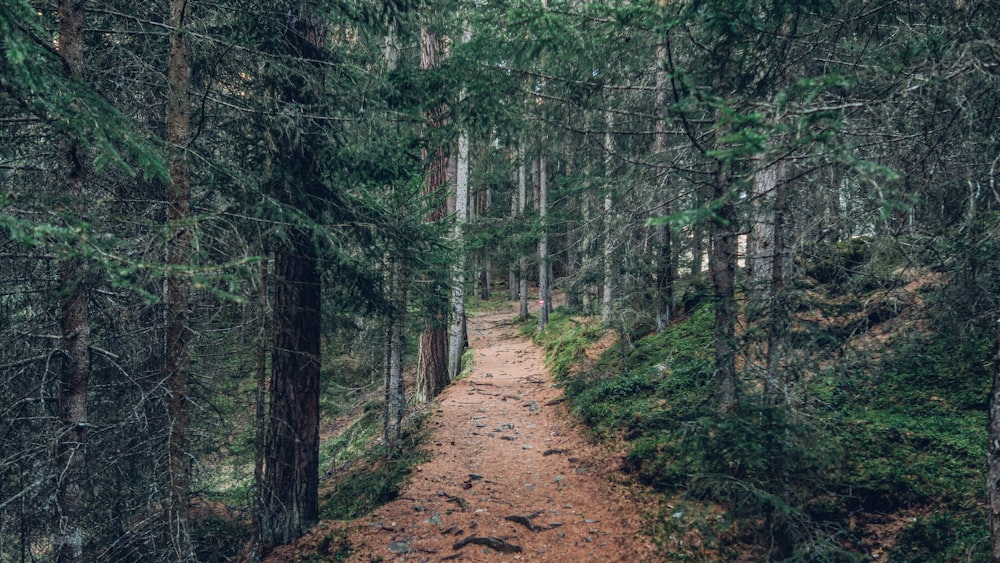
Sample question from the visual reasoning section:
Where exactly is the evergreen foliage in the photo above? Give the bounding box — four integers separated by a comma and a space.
2, 0, 999, 558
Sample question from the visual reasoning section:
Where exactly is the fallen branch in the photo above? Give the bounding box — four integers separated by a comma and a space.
505, 511, 546, 532
453, 535, 522, 553
438, 492, 468, 512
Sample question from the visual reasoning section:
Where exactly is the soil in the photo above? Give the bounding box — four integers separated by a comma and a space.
336, 302, 655, 562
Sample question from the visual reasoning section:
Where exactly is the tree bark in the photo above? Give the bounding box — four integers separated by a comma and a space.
762, 161, 788, 405
415, 23, 449, 402
537, 154, 550, 331
518, 145, 529, 320
448, 129, 469, 380
711, 159, 739, 414
54, 2, 89, 561
259, 6, 325, 550
652, 38, 674, 333
262, 230, 321, 549
164, 0, 194, 556
384, 257, 406, 451
601, 111, 616, 325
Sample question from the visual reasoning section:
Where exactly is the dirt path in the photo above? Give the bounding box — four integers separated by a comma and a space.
343, 305, 654, 562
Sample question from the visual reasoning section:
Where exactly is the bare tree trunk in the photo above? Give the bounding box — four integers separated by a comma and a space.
537, 154, 550, 330
761, 161, 788, 405
601, 112, 616, 325
508, 184, 517, 302
54, 2, 90, 561
652, 37, 674, 333
711, 159, 738, 414
448, 129, 469, 380
262, 230, 321, 549
384, 257, 406, 451
481, 262, 491, 300
250, 261, 268, 562
164, 0, 194, 556
748, 162, 778, 297
518, 145, 529, 320
691, 221, 704, 277
581, 192, 595, 313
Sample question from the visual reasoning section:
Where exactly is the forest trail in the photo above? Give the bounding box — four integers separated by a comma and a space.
341, 303, 655, 562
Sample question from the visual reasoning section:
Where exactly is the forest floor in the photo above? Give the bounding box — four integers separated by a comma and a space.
302, 302, 656, 562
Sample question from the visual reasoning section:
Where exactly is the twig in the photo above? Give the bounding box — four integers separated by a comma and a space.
453, 535, 522, 553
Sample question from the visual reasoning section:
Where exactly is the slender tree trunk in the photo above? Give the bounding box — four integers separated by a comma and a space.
54, 2, 89, 561
164, 0, 194, 556
537, 155, 550, 330
384, 257, 406, 451
381, 24, 406, 451
518, 145, 529, 320
653, 38, 674, 333
581, 191, 595, 313
262, 230, 321, 549
481, 262, 491, 300
762, 161, 788, 405
250, 261, 268, 562
691, 221, 704, 277
748, 162, 778, 298
509, 186, 518, 302
711, 159, 739, 414
601, 112, 616, 325
56, 270, 89, 563
448, 129, 470, 380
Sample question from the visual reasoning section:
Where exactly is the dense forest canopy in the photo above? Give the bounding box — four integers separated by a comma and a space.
1, 0, 999, 560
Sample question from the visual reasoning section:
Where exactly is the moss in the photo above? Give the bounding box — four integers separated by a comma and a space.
531, 308, 603, 379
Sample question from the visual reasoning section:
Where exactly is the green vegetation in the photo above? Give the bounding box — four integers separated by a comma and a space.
527, 309, 604, 379
320, 442, 429, 521
533, 265, 991, 561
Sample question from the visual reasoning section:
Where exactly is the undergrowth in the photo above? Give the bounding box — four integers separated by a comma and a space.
533, 280, 990, 561
320, 411, 429, 521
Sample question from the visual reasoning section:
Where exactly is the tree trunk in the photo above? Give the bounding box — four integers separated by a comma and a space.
537, 154, 550, 331
601, 111, 616, 325
518, 145, 529, 320
251, 261, 269, 562
415, 23, 449, 402
262, 230, 321, 549
652, 38, 674, 333
711, 159, 738, 414
259, 6, 325, 551
481, 263, 491, 300
762, 161, 788, 405
748, 162, 778, 298
448, 129, 469, 380
164, 0, 194, 556
384, 257, 406, 451
581, 192, 595, 313
54, 2, 90, 561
